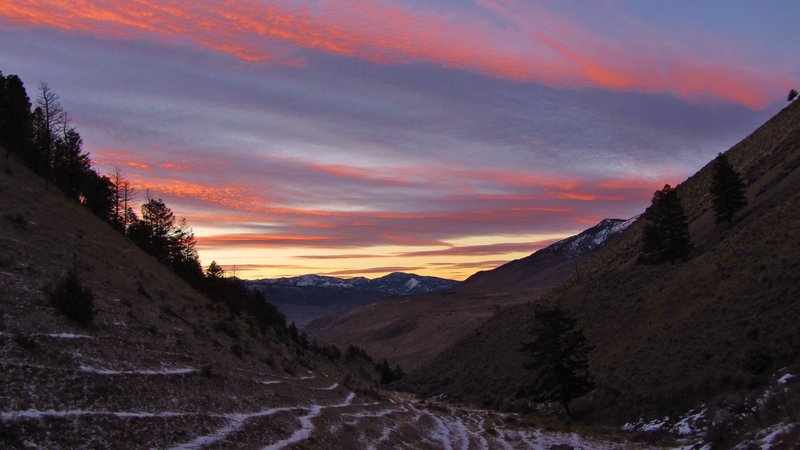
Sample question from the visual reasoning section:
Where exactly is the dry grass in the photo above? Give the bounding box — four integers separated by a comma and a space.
404, 100, 800, 425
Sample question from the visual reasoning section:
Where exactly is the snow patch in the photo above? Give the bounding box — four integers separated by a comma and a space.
404, 277, 420, 291
1, 409, 188, 421
263, 393, 356, 450
46, 333, 93, 339
78, 365, 195, 375
672, 408, 706, 436
622, 416, 669, 432
170, 407, 295, 450
778, 373, 795, 384
428, 414, 453, 450
312, 383, 339, 391
750, 423, 797, 450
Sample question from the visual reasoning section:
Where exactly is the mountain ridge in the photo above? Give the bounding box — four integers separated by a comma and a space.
249, 271, 458, 296
245, 272, 458, 327
307, 216, 635, 370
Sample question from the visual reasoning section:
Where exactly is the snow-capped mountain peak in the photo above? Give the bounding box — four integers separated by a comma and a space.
541, 216, 639, 258
249, 272, 457, 297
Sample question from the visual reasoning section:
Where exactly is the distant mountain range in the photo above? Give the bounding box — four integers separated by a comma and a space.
306, 216, 635, 370
245, 273, 459, 327
250, 272, 458, 296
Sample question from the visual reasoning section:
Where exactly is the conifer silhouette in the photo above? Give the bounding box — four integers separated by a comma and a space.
640, 184, 693, 264
709, 152, 747, 225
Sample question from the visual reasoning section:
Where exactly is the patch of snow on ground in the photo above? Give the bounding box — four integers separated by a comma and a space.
428, 414, 453, 450
672, 408, 706, 436
171, 406, 295, 450
404, 278, 420, 291
1, 409, 188, 421
492, 429, 514, 450
451, 417, 469, 450
778, 373, 795, 384
78, 365, 195, 375
368, 424, 396, 450
293, 371, 316, 380
312, 383, 338, 391
263, 405, 322, 450
754, 423, 797, 450
263, 393, 356, 450
46, 333, 93, 339
623, 416, 670, 432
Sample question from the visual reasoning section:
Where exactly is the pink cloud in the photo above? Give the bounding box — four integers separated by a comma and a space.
1, 0, 792, 107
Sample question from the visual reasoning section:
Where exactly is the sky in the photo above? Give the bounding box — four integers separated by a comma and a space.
1, 1, 798, 280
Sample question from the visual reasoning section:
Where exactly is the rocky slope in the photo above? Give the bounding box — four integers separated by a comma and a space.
403, 99, 800, 441
306, 217, 634, 371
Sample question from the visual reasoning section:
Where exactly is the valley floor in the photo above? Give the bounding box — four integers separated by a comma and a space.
0, 331, 660, 449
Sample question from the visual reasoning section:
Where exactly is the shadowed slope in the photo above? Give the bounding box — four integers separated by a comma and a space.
307, 218, 634, 370
404, 100, 800, 422
0, 153, 649, 448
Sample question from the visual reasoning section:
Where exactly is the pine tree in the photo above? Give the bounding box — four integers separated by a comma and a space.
789, 89, 798, 102
206, 261, 225, 279
709, 152, 747, 226
0, 73, 34, 159
135, 196, 176, 259
288, 322, 300, 343
519, 305, 595, 417
53, 128, 90, 199
640, 184, 693, 264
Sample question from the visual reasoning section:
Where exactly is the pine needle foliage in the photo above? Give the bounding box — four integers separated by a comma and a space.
640, 184, 693, 264
519, 305, 595, 416
709, 152, 747, 225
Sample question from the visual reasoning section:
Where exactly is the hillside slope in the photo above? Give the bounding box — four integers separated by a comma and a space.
307, 218, 633, 370
0, 154, 646, 448
460, 217, 635, 294
404, 100, 800, 424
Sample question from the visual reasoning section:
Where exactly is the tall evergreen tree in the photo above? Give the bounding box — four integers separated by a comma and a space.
640, 184, 693, 264
53, 128, 91, 200
519, 305, 595, 417
206, 261, 225, 279
81, 171, 116, 221
135, 196, 176, 259
709, 152, 747, 226
0, 73, 34, 159
168, 218, 203, 284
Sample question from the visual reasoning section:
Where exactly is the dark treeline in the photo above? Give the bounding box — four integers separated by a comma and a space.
0, 70, 286, 334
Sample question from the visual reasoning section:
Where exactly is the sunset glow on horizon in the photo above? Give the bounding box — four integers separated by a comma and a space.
2, 1, 798, 279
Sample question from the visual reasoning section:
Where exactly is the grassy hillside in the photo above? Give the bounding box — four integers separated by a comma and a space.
404, 100, 800, 424
0, 153, 649, 448
308, 219, 631, 371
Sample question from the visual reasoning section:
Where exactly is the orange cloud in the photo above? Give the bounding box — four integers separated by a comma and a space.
132, 177, 265, 213
0, 0, 790, 107
197, 233, 335, 248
